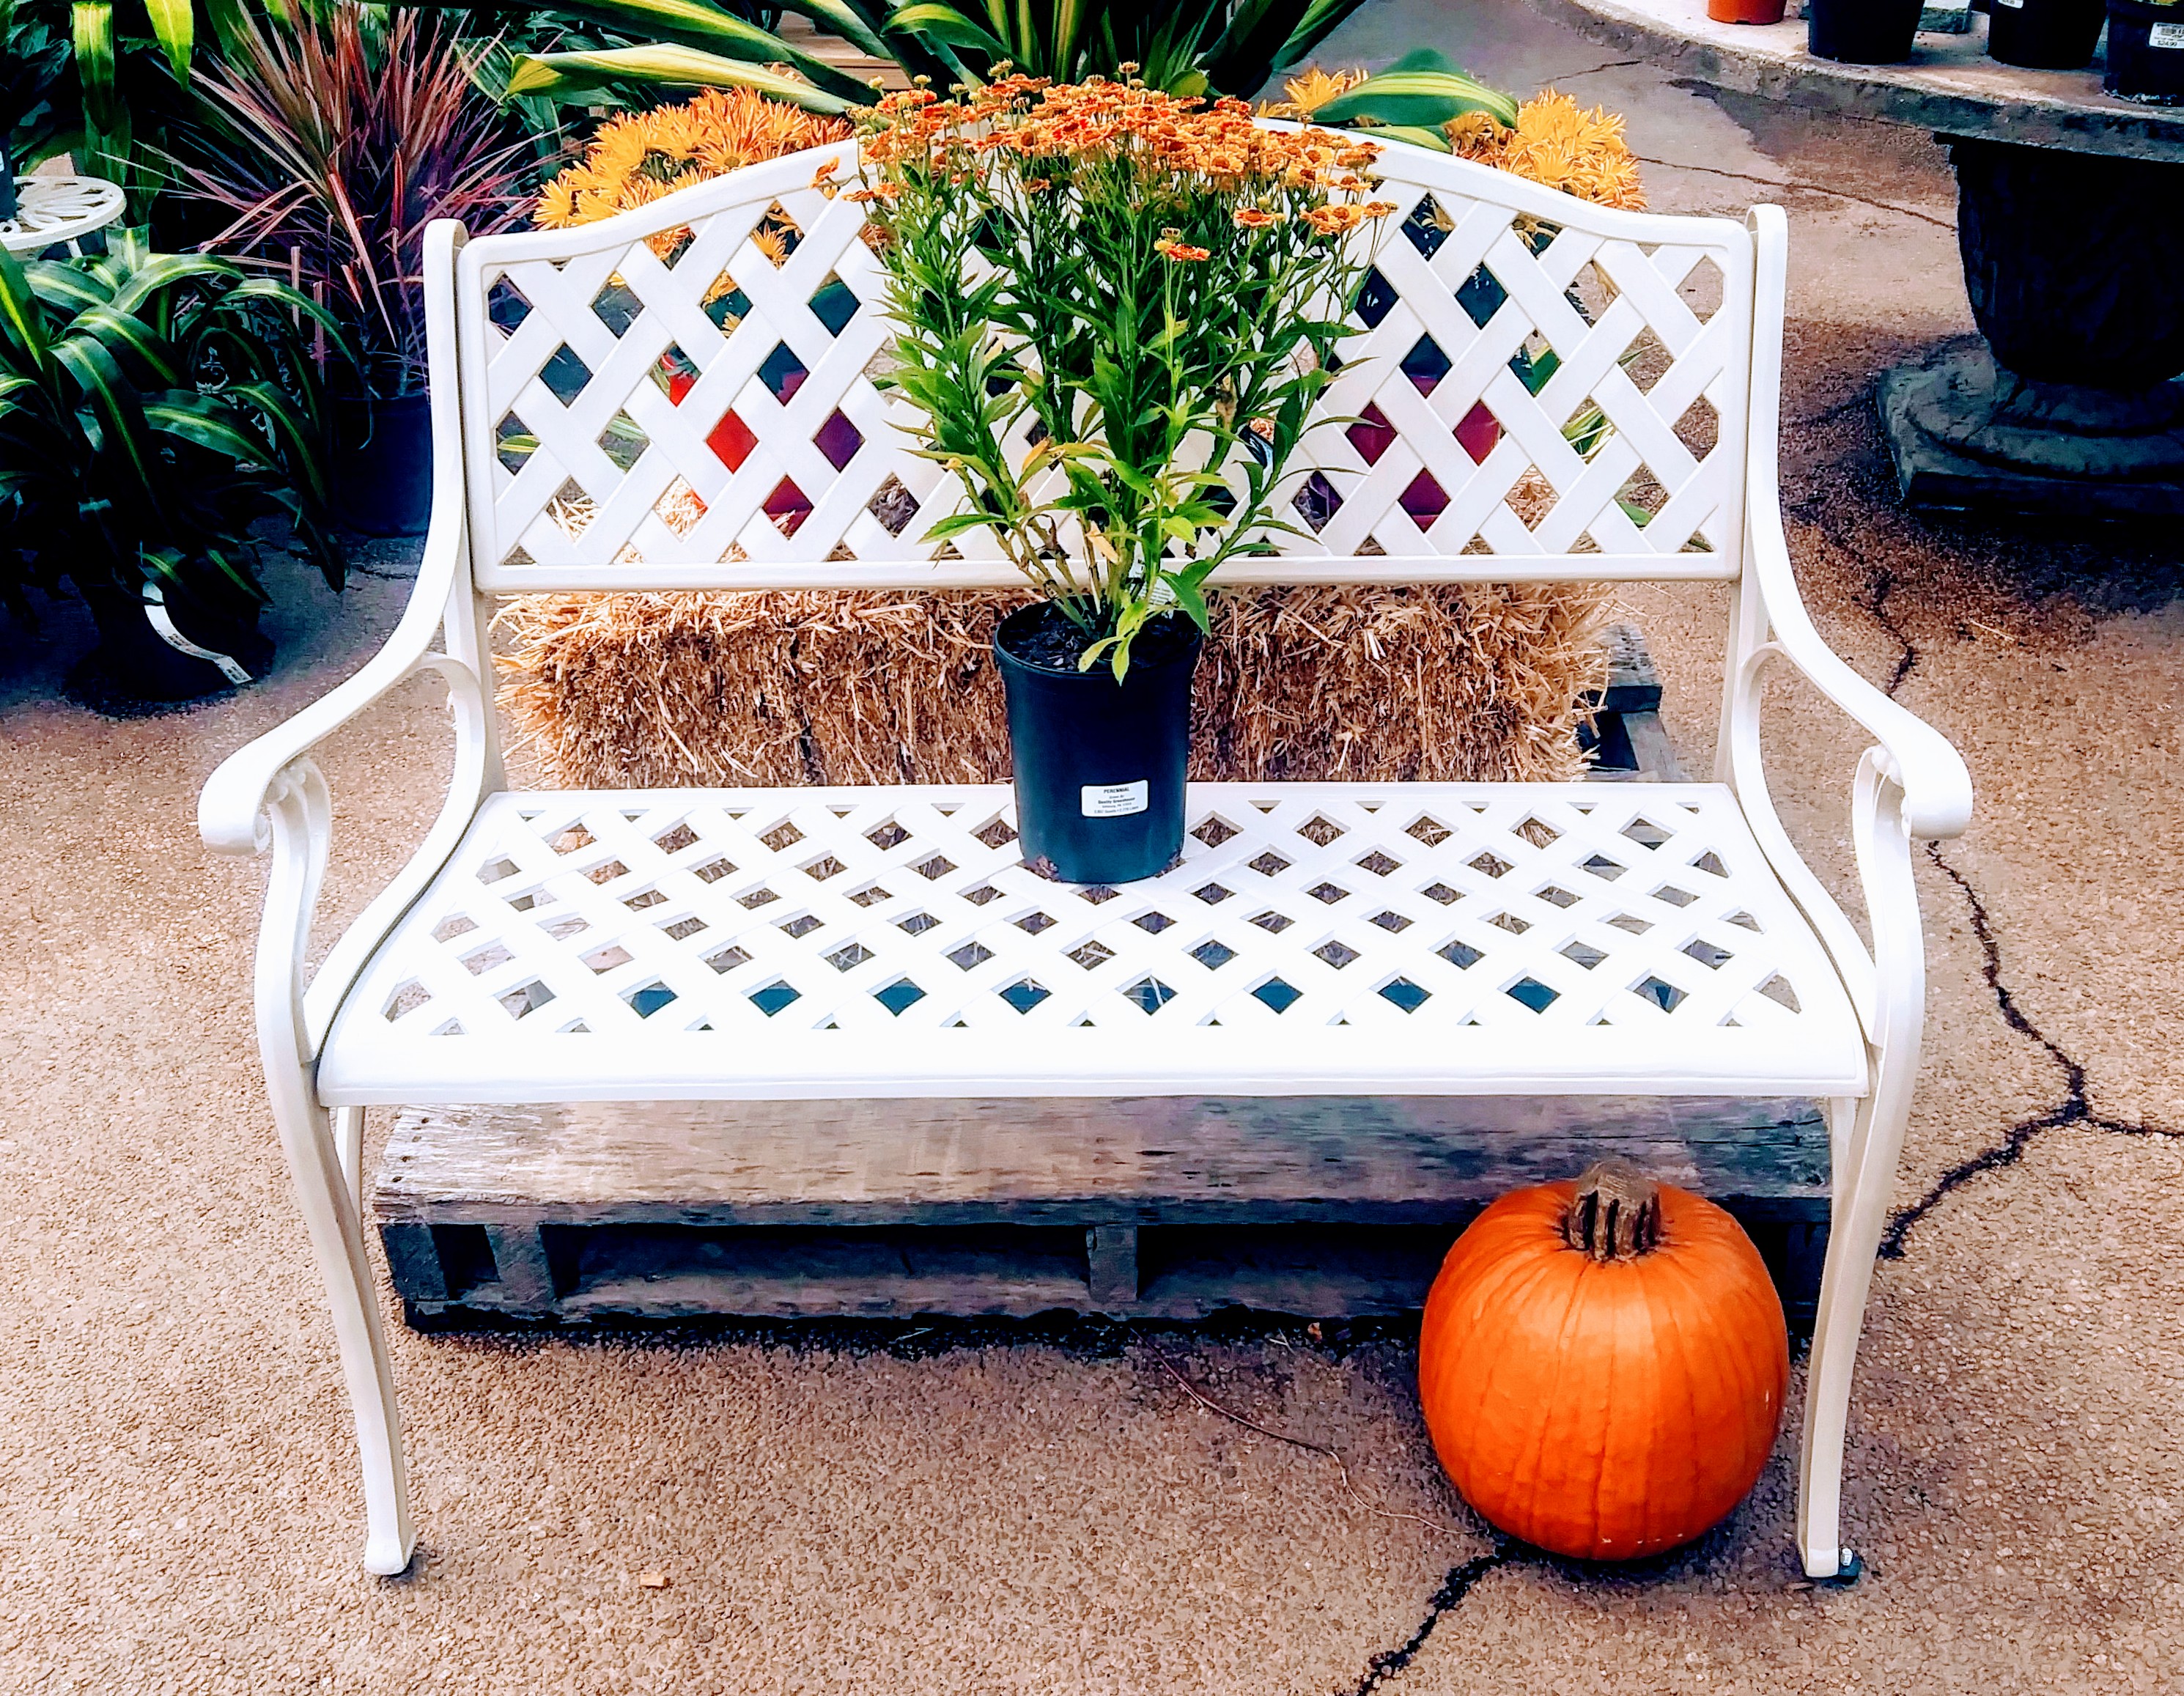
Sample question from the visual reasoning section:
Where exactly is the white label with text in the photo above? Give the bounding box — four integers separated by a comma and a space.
2150, 19, 2184, 45
1082, 781, 1150, 819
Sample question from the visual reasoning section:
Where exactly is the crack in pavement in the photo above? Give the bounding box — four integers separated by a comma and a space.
1840, 552, 2184, 1257
1337, 1549, 1513, 1696
1879, 847, 2184, 1258
1551, 54, 1651, 80
1633, 155, 1956, 230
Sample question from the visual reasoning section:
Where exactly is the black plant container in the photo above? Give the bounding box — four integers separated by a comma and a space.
73, 587, 273, 707
1988, 0, 2106, 65
1807, 0, 1923, 60
994, 602, 1202, 887
332, 391, 434, 537
2106, 0, 2184, 100
0, 150, 17, 224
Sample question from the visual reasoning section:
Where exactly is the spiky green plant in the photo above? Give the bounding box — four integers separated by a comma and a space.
0, 231, 344, 623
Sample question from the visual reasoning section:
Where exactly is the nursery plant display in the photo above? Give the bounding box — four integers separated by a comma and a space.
0, 233, 342, 698
855, 77, 1395, 882
0, 0, 208, 220
179, 4, 533, 534
2106, 0, 2184, 102
490, 0, 1381, 112
1417, 1161, 1790, 1561
0, 0, 70, 222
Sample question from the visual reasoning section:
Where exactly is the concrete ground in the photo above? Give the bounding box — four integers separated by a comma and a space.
3, 0, 2182, 1688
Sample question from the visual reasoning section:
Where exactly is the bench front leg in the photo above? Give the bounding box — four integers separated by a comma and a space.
258, 761, 416, 1577
1796, 752, 1925, 1579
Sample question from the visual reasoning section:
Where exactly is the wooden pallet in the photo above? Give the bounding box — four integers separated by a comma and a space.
371, 628, 1828, 1331
376, 1094, 1829, 1330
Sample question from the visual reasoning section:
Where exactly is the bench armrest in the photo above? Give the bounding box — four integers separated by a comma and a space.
1745, 507, 1972, 842
199, 219, 484, 857
197, 526, 471, 855
1741, 206, 1971, 844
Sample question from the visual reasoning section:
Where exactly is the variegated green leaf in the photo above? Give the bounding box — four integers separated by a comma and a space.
143, 0, 193, 78
145, 394, 268, 465
66, 305, 182, 385
1306, 50, 1519, 130
506, 44, 858, 112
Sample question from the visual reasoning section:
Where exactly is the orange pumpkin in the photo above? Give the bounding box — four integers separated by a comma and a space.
1417, 1160, 1789, 1561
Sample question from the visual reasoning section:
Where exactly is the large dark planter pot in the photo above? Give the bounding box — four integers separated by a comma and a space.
74, 588, 273, 707
2106, 0, 2184, 100
994, 603, 1203, 888
1807, 0, 1922, 60
0, 151, 17, 224
1952, 139, 2184, 380
331, 391, 434, 537
1988, 0, 2107, 64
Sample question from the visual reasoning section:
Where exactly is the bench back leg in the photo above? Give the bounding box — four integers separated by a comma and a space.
259, 764, 417, 1577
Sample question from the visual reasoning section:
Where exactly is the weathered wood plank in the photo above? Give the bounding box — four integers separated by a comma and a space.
376, 1094, 1831, 1228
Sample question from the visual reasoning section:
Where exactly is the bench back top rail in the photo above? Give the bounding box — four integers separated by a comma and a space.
452, 135, 1760, 595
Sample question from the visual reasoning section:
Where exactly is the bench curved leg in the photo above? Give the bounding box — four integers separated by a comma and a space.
270, 1080, 418, 1576
1797, 758, 1925, 1579
257, 762, 416, 1577
1796, 1083, 1902, 1578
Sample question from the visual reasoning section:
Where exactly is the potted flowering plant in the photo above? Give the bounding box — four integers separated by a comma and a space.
852, 77, 1393, 884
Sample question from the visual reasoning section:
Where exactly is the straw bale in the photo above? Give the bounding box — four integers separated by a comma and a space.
495, 583, 1610, 789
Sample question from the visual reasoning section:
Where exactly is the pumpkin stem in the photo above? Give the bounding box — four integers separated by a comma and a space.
1563, 1159, 1661, 1261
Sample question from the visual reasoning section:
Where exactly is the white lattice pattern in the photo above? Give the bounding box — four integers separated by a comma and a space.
321, 783, 1865, 1103
457, 139, 1752, 588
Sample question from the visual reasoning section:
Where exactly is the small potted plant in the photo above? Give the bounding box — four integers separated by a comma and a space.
2107, 0, 2184, 100
178, 4, 531, 536
1987, 0, 2106, 67
852, 77, 1394, 885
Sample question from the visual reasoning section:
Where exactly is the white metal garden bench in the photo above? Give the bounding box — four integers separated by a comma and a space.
200, 134, 1971, 1580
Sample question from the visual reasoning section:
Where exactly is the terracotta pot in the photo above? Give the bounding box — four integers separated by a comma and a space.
1709, 0, 1788, 23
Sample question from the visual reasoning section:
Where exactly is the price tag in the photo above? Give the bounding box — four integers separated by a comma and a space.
1081, 781, 1150, 819
2150, 18, 2184, 45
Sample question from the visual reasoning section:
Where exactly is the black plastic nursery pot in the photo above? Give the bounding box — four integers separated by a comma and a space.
993, 602, 1203, 888
331, 391, 434, 537
1806, 0, 1923, 61
2106, 0, 2184, 99
1988, 0, 2109, 63
75, 587, 273, 707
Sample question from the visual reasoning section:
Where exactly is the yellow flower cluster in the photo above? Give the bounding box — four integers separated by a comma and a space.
534, 87, 853, 262
1447, 91, 1645, 211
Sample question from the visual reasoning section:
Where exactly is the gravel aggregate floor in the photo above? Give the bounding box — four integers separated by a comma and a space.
3, 1, 2181, 1689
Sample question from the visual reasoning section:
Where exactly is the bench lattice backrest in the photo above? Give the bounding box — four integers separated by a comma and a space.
454, 134, 1758, 594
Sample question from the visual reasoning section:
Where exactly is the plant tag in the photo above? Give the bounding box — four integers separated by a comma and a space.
2150, 19, 2184, 45
1994, 0, 2022, 9
1082, 781, 1149, 819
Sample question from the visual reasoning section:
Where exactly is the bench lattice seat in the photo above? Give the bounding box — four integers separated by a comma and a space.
200, 133, 1971, 1582
331, 784, 1864, 1102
